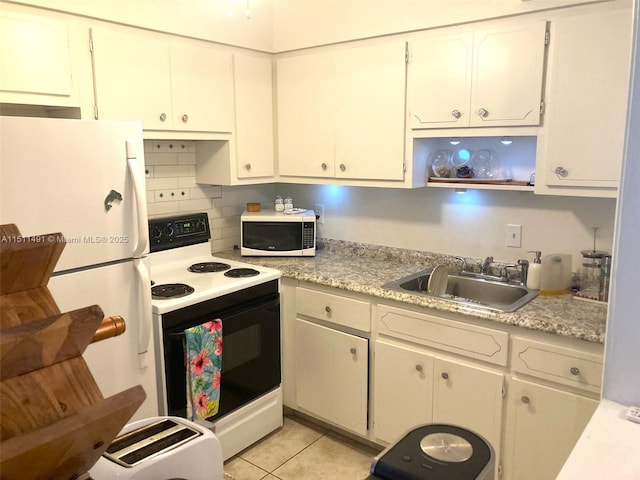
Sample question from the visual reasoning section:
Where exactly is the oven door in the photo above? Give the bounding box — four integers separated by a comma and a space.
161, 283, 280, 421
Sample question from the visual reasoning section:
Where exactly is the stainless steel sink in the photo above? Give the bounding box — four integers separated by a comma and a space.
382, 268, 539, 312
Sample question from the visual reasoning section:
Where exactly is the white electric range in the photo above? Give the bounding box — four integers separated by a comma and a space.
148, 212, 283, 460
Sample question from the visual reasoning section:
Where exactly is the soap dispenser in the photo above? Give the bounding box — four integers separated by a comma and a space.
527, 251, 542, 289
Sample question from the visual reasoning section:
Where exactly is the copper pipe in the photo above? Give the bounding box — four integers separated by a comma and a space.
91, 315, 126, 343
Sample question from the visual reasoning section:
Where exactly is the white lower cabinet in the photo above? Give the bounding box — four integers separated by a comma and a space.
373, 337, 505, 475
295, 318, 369, 436
284, 284, 602, 480
503, 378, 598, 480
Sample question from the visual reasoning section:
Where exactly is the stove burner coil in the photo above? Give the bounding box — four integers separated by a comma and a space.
224, 268, 260, 278
151, 283, 195, 299
188, 262, 231, 273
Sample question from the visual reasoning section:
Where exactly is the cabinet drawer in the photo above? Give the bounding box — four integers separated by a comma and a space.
511, 336, 603, 393
377, 305, 509, 366
296, 287, 371, 332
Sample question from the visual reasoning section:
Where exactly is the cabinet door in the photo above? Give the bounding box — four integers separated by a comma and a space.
334, 42, 406, 180
433, 358, 504, 463
470, 21, 547, 127
91, 28, 173, 129
538, 6, 631, 191
0, 12, 75, 105
504, 378, 598, 480
276, 52, 335, 178
408, 31, 473, 128
373, 339, 433, 444
170, 42, 234, 133
234, 54, 274, 179
295, 319, 368, 436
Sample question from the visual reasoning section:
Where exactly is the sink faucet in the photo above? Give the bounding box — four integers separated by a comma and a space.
481, 256, 494, 275
502, 259, 530, 285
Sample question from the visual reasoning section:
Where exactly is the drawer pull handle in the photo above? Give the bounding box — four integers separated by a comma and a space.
339, 163, 346, 172
321, 162, 328, 171
324, 306, 331, 314
245, 163, 252, 171
350, 347, 357, 355
159, 112, 167, 122
441, 372, 449, 380
182, 114, 189, 123
570, 367, 581, 376
451, 109, 462, 119
521, 395, 531, 404
415, 365, 423, 373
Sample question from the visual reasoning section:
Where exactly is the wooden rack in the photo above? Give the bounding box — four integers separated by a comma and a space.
0, 224, 145, 480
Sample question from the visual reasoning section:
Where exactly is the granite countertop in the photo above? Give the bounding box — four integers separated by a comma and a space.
216, 239, 607, 344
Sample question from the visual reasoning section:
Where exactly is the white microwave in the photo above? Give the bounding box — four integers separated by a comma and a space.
240, 210, 316, 256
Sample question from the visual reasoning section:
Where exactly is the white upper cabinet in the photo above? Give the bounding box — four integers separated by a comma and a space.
276, 50, 336, 178
408, 20, 548, 128
277, 41, 406, 182
0, 11, 78, 108
90, 27, 234, 134
535, 4, 632, 197
233, 54, 275, 180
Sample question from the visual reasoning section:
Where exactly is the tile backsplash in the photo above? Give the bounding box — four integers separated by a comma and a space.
144, 140, 275, 252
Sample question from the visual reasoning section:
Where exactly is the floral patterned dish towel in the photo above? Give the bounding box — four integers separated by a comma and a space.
184, 319, 222, 421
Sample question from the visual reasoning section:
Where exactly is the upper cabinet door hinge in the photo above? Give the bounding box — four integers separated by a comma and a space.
93, 104, 99, 120
545, 28, 550, 46
501, 381, 507, 399
405, 47, 410, 64
89, 36, 93, 53
540, 100, 545, 116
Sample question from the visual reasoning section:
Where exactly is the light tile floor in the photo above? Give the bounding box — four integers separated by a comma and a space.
223, 414, 382, 480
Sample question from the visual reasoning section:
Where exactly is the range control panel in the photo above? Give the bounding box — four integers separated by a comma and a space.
149, 212, 210, 252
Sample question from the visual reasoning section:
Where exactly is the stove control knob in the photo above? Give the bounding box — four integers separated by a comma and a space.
163, 225, 174, 237
151, 226, 163, 239
196, 218, 207, 232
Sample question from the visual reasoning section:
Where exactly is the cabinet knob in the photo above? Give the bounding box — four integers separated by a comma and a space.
555, 166, 569, 178
570, 367, 581, 376
415, 364, 423, 373
350, 347, 357, 355
339, 163, 346, 172
441, 372, 449, 380
477, 108, 489, 118
321, 162, 328, 171
521, 395, 531, 404
159, 113, 167, 122
324, 305, 331, 314
245, 163, 252, 171
451, 109, 462, 119
182, 114, 189, 123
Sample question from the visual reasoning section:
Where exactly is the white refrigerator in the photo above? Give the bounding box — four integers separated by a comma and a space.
0, 116, 158, 420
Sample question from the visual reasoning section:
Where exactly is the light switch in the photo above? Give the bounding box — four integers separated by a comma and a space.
507, 224, 522, 248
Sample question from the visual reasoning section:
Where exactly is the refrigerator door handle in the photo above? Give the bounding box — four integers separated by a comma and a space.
127, 140, 149, 258
135, 258, 152, 367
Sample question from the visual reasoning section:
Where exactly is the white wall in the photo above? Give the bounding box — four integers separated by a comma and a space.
3, 0, 608, 52
279, 183, 616, 270
603, 0, 640, 405
271, 0, 604, 51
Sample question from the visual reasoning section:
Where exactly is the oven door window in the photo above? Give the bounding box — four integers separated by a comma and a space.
243, 222, 301, 252
163, 295, 280, 421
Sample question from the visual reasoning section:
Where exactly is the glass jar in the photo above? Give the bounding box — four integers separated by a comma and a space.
580, 250, 607, 300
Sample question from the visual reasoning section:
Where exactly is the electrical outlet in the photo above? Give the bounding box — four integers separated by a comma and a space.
314, 203, 325, 224
506, 224, 522, 248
